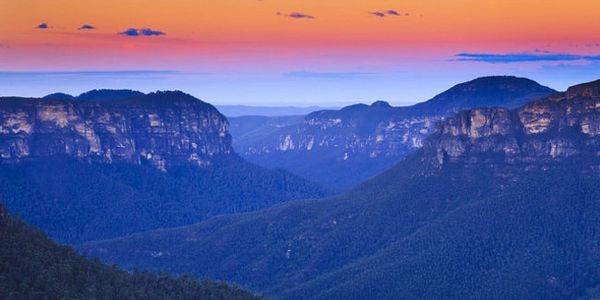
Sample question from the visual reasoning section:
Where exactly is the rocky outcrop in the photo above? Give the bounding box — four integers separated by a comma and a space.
0, 91, 232, 170
427, 79, 600, 165
244, 102, 441, 159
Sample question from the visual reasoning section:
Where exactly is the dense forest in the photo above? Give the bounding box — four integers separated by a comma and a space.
0, 203, 260, 300
0, 155, 329, 244
281, 161, 600, 299
81, 153, 600, 300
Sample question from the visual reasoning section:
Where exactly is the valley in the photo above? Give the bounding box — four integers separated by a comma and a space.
79, 79, 600, 299
1, 76, 599, 300
3, 1, 598, 299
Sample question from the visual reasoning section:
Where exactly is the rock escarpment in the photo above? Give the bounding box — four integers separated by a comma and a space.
427, 79, 600, 166
0, 91, 232, 170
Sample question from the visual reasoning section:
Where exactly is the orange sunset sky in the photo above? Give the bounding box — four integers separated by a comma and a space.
1, 0, 600, 105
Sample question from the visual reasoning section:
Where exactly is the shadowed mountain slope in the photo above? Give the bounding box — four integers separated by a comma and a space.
0, 203, 260, 300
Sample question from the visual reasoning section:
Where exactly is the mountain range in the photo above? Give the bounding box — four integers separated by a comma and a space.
233, 76, 557, 190
82, 79, 600, 299
0, 90, 328, 243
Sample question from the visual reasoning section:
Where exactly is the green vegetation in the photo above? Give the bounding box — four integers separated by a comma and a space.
0, 155, 329, 244
81, 147, 600, 299
0, 204, 260, 300
76, 151, 514, 295
282, 162, 600, 299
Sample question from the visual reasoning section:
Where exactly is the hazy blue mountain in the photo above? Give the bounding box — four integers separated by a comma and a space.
76, 89, 146, 101
42, 92, 76, 100
236, 76, 557, 190
0, 91, 329, 244
216, 105, 337, 117
0, 203, 260, 300
83, 79, 600, 300
43, 89, 146, 101
409, 75, 557, 114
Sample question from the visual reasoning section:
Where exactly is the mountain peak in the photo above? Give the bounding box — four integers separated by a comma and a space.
452, 76, 553, 93
566, 79, 600, 99
371, 100, 392, 108
77, 89, 145, 101
142, 91, 215, 109
411, 75, 557, 114
43, 92, 75, 100
146, 90, 196, 100
468, 75, 533, 84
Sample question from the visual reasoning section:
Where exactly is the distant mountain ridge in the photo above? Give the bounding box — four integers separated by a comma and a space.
82, 78, 600, 300
410, 75, 557, 114
216, 105, 338, 117
43, 89, 146, 101
235, 76, 557, 189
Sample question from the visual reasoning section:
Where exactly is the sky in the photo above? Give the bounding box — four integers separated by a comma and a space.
1, 0, 600, 106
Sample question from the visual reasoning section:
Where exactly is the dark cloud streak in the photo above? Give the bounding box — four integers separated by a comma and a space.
455, 52, 600, 63
78, 24, 96, 30
119, 28, 166, 36
287, 12, 315, 19
370, 10, 408, 17
36, 23, 49, 29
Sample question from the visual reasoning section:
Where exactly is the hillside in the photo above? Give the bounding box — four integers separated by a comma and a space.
0, 90, 329, 244
235, 76, 557, 190
82, 79, 600, 299
0, 203, 259, 300
282, 164, 600, 299
409, 75, 557, 114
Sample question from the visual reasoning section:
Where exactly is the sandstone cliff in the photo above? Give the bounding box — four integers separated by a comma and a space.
427, 79, 600, 166
0, 91, 232, 170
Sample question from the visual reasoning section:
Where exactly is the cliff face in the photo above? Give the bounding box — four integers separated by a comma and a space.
0, 91, 232, 170
244, 102, 440, 159
427, 79, 600, 166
